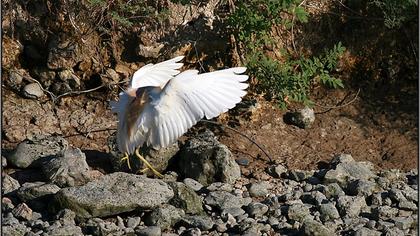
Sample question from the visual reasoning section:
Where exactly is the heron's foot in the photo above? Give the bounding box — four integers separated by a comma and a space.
135, 148, 164, 178
120, 152, 132, 170
137, 167, 149, 175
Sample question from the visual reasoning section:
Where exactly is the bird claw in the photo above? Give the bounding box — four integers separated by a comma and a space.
135, 148, 164, 178
120, 152, 132, 170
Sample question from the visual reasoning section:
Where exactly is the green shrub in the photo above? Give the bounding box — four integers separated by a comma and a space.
229, 0, 345, 108
370, 0, 418, 29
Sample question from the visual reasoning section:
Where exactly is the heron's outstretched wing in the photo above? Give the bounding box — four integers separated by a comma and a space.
143, 67, 248, 149
130, 56, 184, 89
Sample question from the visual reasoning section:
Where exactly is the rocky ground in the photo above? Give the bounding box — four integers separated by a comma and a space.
2, 130, 418, 236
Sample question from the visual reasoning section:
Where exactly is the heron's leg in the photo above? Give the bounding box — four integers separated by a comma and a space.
120, 152, 132, 170
137, 167, 149, 175
134, 148, 164, 178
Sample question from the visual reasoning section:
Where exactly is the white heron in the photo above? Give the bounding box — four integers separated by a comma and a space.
110, 56, 248, 177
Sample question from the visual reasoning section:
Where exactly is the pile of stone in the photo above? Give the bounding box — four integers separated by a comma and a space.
2, 132, 418, 236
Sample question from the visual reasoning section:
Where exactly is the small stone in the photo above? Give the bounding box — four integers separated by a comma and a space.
182, 227, 201, 236
398, 199, 417, 211
353, 227, 382, 236
215, 222, 228, 232
302, 218, 334, 236
41, 146, 91, 187
269, 164, 287, 178
235, 158, 250, 166
17, 182, 61, 202
324, 154, 376, 188
206, 182, 233, 192
2, 174, 20, 195
23, 83, 44, 99
287, 204, 311, 222
393, 216, 414, 230
285, 107, 315, 129
336, 195, 367, 217
56, 209, 76, 226
320, 183, 345, 199
169, 182, 203, 214
137, 226, 161, 236
319, 203, 340, 222
204, 191, 251, 210
145, 204, 185, 230
183, 178, 204, 192
2, 197, 15, 212
383, 227, 405, 236
7, 135, 68, 168
348, 179, 380, 197
12, 203, 33, 221
246, 202, 269, 218
127, 216, 141, 229
105, 68, 120, 83
372, 206, 399, 220
370, 192, 383, 206
288, 170, 314, 182
2, 156, 7, 167
248, 181, 270, 197
222, 207, 246, 217
181, 215, 214, 231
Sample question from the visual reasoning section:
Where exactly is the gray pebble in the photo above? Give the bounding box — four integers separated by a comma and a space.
183, 178, 204, 192
248, 181, 270, 197
246, 202, 269, 218
137, 226, 162, 236
127, 216, 141, 229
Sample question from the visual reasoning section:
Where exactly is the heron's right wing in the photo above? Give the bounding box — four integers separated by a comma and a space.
145, 67, 248, 149
130, 56, 184, 89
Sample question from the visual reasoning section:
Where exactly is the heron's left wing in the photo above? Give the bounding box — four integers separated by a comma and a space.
144, 67, 248, 149
130, 56, 184, 89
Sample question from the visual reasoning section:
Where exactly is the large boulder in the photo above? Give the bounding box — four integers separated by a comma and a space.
54, 172, 174, 218
177, 130, 241, 186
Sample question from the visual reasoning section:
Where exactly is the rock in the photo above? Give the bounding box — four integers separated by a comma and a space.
22, 83, 44, 99
204, 191, 251, 210
353, 227, 382, 236
56, 209, 76, 226
145, 204, 185, 230
2, 223, 29, 236
285, 107, 315, 129
320, 183, 345, 199
181, 215, 214, 231
7, 135, 68, 168
268, 164, 288, 178
47, 39, 82, 70
178, 130, 240, 186
347, 179, 380, 197
2, 156, 8, 167
2, 197, 15, 212
2, 174, 21, 195
324, 154, 376, 188
182, 228, 201, 236
84, 218, 121, 236
398, 199, 417, 211
319, 203, 340, 222
32, 67, 56, 88
137, 226, 162, 236
337, 195, 367, 217
222, 207, 246, 217
109, 135, 179, 175
17, 182, 61, 202
137, 43, 164, 58
301, 191, 327, 206
302, 218, 334, 236
183, 178, 204, 192
12, 203, 33, 221
16, 181, 60, 211
127, 216, 141, 229
248, 181, 270, 197
57, 69, 80, 88
372, 206, 399, 220
44, 223, 84, 236
235, 157, 250, 166
288, 170, 314, 182
393, 216, 414, 230
105, 68, 120, 83
287, 204, 311, 222
168, 182, 204, 214
383, 227, 405, 236
246, 202, 269, 218
206, 182, 233, 192
55, 172, 174, 218
41, 146, 91, 187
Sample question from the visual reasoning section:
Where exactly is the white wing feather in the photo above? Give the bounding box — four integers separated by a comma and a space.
142, 67, 248, 149
130, 56, 184, 89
